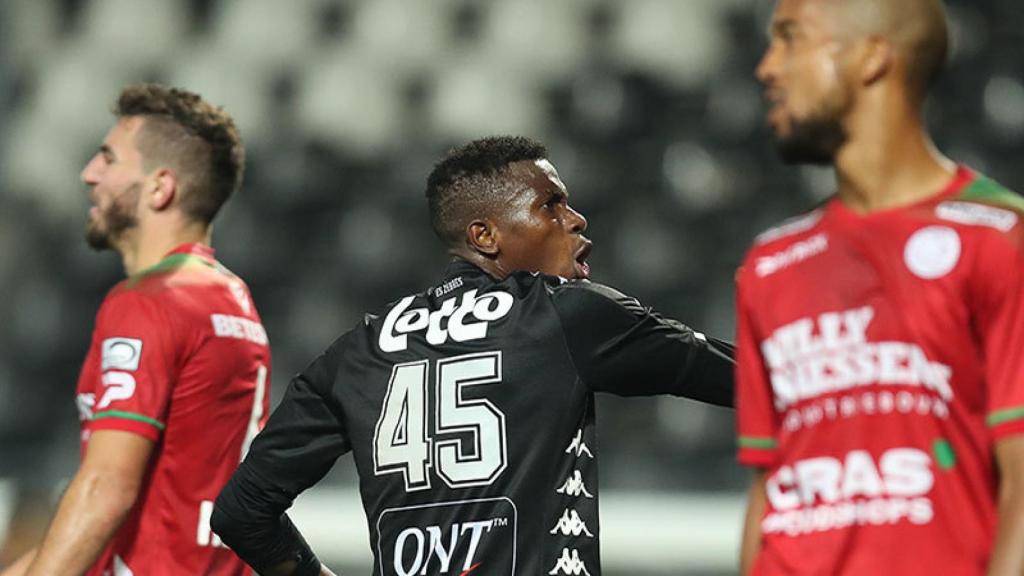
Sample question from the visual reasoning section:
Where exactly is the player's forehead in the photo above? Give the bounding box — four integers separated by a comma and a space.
769, 0, 838, 37
507, 159, 568, 200
103, 117, 145, 155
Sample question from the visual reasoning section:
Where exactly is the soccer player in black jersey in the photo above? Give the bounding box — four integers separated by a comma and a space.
212, 136, 735, 576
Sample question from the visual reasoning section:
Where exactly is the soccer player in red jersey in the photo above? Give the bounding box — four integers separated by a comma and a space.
1, 84, 269, 576
736, 1, 1024, 575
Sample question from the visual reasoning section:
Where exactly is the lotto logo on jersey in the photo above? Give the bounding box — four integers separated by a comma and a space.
763, 447, 934, 536
379, 289, 515, 352
377, 497, 517, 576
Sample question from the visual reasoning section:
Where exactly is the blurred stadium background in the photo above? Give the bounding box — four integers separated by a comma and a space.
1, 0, 1022, 573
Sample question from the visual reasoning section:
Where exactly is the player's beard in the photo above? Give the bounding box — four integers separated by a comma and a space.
85, 182, 141, 250
773, 95, 850, 166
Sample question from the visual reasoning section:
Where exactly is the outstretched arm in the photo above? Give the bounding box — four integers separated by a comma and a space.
23, 431, 153, 576
551, 280, 735, 406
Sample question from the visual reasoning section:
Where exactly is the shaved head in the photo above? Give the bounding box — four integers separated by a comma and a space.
827, 0, 949, 100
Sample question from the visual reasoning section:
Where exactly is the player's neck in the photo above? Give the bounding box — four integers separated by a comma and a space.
118, 221, 211, 276
834, 99, 956, 214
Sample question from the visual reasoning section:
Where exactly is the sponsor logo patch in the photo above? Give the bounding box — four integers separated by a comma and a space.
101, 337, 143, 371
377, 497, 516, 576
936, 201, 1018, 232
904, 226, 961, 280
755, 233, 829, 277
763, 447, 934, 535
379, 290, 515, 353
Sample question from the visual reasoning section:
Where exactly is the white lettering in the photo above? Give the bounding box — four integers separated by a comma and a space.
97, 371, 137, 409
380, 291, 515, 353
394, 527, 425, 576
210, 314, 268, 346
765, 448, 935, 534
762, 306, 952, 409
391, 520, 495, 575
755, 233, 829, 277
196, 501, 227, 548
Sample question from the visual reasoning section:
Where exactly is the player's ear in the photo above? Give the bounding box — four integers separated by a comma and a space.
147, 167, 177, 211
858, 36, 892, 87
467, 219, 500, 256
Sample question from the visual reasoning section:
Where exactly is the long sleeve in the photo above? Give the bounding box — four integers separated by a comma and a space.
212, 342, 351, 575
549, 280, 735, 406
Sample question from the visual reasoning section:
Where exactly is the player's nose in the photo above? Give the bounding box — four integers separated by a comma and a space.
81, 153, 102, 186
756, 44, 779, 87
567, 206, 587, 234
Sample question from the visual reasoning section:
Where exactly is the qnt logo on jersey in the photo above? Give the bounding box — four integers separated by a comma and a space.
377, 497, 516, 576
379, 289, 515, 353
763, 447, 934, 536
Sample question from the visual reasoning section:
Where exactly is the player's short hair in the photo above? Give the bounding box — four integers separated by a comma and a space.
904, 4, 948, 100
831, 0, 948, 102
115, 83, 244, 226
425, 136, 548, 247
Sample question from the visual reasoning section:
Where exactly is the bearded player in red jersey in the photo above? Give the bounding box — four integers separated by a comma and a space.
737, 0, 1024, 575
1, 84, 270, 576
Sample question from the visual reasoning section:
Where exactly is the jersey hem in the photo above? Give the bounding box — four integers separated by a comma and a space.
93, 410, 165, 429
990, 419, 1024, 442
738, 446, 777, 468
89, 416, 163, 442
988, 406, 1024, 427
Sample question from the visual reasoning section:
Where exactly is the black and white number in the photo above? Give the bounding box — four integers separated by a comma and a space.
373, 352, 506, 491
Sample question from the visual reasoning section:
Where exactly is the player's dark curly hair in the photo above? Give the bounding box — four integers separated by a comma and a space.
115, 83, 244, 226
425, 136, 548, 247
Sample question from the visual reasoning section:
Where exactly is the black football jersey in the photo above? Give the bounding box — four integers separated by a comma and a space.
215, 259, 734, 576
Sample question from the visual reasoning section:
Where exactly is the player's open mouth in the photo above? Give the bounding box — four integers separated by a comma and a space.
574, 241, 592, 279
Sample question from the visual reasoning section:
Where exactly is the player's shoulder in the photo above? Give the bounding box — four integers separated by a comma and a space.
751, 206, 827, 249
546, 277, 647, 318
934, 172, 1024, 234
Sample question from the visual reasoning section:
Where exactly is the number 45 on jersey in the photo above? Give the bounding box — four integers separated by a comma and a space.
374, 351, 508, 492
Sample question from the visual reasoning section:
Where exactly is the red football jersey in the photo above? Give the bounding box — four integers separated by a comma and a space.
75, 244, 270, 576
736, 167, 1024, 575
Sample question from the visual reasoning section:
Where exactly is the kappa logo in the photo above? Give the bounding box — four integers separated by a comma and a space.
556, 471, 594, 498
379, 289, 515, 353
548, 548, 591, 576
564, 430, 593, 459
550, 509, 594, 538
101, 337, 143, 371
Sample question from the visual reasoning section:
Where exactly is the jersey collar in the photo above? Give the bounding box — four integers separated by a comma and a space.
164, 243, 215, 263
828, 165, 975, 222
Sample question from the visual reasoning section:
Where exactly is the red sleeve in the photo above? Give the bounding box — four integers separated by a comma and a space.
976, 226, 1024, 442
88, 289, 179, 442
735, 264, 780, 467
